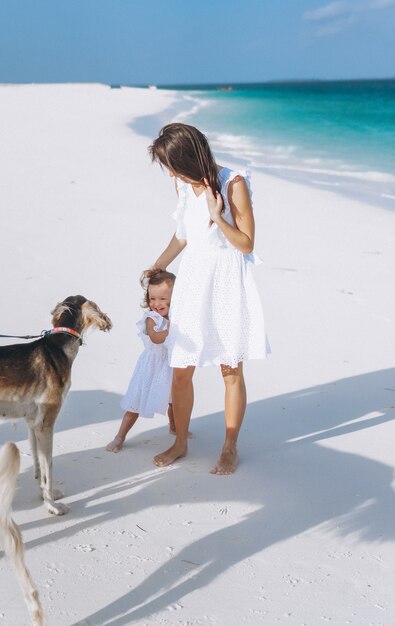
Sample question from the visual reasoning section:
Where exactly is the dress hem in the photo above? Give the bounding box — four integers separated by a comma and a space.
119, 400, 168, 418
169, 352, 270, 369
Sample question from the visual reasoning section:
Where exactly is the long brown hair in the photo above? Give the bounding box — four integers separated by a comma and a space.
148, 123, 221, 200
140, 268, 176, 309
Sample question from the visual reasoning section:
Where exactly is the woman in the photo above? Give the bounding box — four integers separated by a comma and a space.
149, 123, 269, 474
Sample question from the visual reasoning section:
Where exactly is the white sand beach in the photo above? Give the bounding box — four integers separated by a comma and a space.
1, 84, 395, 625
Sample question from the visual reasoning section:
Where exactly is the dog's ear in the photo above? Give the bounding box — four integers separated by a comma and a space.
81, 301, 112, 332
51, 303, 71, 326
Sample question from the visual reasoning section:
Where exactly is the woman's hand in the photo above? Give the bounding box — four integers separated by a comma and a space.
204, 179, 223, 224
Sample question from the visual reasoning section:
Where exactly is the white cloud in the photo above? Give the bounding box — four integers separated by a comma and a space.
303, 0, 395, 36
304, 2, 348, 22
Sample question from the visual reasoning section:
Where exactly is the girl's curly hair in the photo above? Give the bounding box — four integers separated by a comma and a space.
140, 268, 176, 309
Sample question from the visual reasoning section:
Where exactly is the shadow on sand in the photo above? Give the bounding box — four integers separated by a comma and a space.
1, 368, 395, 624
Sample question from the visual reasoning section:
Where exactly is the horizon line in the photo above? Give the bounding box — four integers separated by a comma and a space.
1, 76, 395, 89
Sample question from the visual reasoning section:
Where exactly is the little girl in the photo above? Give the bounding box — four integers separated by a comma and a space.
148, 122, 270, 474
106, 269, 176, 453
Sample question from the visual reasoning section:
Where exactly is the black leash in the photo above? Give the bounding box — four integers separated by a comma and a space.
0, 328, 83, 345
0, 332, 44, 340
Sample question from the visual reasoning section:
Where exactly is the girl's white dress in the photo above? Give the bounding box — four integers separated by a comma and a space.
120, 310, 172, 417
166, 167, 270, 369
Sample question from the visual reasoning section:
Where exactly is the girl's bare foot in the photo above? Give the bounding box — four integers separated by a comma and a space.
105, 435, 125, 453
210, 445, 239, 475
154, 442, 187, 467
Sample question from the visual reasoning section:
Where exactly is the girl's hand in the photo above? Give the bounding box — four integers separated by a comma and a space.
204, 179, 223, 224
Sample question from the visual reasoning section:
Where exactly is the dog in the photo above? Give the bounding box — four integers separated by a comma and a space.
0, 442, 44, 625
0, 295, 112, 515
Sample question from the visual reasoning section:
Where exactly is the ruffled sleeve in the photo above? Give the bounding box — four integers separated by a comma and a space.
136, 310, 169, 347
172, 179, 188, 241
221, 168, 252, 204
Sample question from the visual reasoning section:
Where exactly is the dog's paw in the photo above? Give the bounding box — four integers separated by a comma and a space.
48, 501, 69, 516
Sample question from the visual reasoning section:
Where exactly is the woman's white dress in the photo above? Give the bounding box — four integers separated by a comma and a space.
166, 167, 270, 369
120, 310, 172, 417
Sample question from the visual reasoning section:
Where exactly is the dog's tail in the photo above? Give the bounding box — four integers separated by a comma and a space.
0, 443, 45, 626
0, 442, 20, 521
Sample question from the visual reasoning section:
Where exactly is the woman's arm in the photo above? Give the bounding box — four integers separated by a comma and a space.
205, 176, 255, 254
153, 233, 187, 270
152, 181, 187, 269
146, 317, 169, 344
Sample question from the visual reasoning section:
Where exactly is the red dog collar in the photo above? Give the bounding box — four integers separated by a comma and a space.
43, 327, 83, 345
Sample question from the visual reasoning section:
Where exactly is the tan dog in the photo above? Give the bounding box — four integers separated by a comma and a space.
0, 295, 112, 515
0, 442, 44, 625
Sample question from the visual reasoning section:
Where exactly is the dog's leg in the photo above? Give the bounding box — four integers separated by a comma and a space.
28, 427, 40, 481
34, 424, 69, 516
30, 426, 62, 502
30, 426, 63, 504
0, 443, 45, 625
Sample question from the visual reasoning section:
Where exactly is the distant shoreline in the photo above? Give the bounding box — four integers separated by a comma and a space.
150, 77, 395, 91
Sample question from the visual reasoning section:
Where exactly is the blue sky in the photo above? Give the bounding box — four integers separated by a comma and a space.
0, 0, 394, 84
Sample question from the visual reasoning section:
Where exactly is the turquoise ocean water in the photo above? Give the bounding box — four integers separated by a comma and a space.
160, 80, 395, 207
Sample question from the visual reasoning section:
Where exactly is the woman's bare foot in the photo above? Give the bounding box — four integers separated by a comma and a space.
154, 442, 187, 467
105, 435, 125, 453
210, 445, 239, 475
